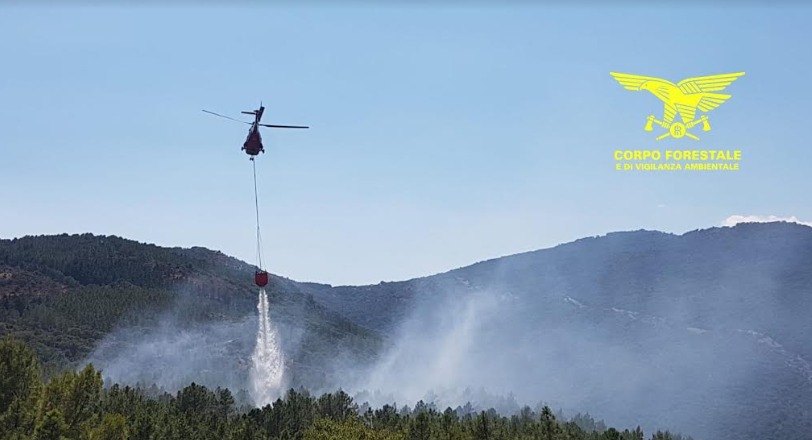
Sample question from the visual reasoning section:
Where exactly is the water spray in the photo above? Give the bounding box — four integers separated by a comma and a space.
249, 288, 284, 406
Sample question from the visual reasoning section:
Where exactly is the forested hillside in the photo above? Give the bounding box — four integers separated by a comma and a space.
2, 224, 811, 440
300, 222, 812, 440
303, 222, 812, 341
0, 337, 691, 440
0, 233, 381, 387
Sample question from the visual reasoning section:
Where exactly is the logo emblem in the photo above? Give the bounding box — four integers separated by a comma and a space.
610, 72, 745, 140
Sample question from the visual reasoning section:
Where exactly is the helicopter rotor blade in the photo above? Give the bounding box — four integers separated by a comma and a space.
202, 110, 250, 125
259, 124, 309, 129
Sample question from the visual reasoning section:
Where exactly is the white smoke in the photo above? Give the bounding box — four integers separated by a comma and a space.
348, 290, 507, 409
249, 288, 285, 406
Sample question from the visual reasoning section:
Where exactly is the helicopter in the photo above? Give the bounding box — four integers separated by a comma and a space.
202, 103, 309, 159
202, 102, 309, 288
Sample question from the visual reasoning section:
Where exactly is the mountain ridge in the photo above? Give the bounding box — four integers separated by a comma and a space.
298, 221, 812, 440
2, 222, 812, 440
0, 232, 383, 391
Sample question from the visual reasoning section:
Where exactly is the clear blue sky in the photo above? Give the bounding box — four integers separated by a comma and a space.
2, 4, 810, 286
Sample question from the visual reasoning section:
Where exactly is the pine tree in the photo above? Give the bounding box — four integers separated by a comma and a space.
0, 337, 42, 414
37, 364, 103, 439
32, 409, 65, 440
408, 410, 431, 440
602, 427, 620, 440
473, 411, 492, 440
540, 406, 562, 440
89, 413, 129, 440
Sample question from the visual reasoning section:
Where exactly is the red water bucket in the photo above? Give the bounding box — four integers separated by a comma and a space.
255, 271, 269, 287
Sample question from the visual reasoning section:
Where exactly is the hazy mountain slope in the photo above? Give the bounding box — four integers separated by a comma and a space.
308, 223, 812, 340
303, 222, 812, 440
296, 278, 437, 332
0, 233, 382, 390
3, 224, 811, 439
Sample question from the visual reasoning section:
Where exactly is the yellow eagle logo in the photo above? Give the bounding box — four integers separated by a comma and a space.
610, 72, 745, 140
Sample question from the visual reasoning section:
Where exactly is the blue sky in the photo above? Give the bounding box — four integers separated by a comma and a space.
1, 4, 810, 285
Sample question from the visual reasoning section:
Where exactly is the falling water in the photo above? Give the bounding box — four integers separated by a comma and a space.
249, 288, 285, 406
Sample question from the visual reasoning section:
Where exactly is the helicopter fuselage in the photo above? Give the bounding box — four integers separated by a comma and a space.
243, 124, 264, 156
242, 106, 266, 156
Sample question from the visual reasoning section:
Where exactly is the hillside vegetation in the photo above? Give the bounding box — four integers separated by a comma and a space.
0, 337, 691, 440
2, 224, 811, 440
300, 222, 812, 440
0, 233, 381, 386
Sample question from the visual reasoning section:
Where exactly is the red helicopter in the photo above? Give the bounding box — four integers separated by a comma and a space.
202, 103, 309, 159
203, 103, 308, 288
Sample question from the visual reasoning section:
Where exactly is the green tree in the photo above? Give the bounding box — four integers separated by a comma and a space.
38, 364, 103, 439
440, 407, 464, 440
89, 413, 129, 440
0, 337, 42, 414
540, 406, 562, 440
282, 388, 316, 438
372, 404, 400, 431
216, 388, 236, 419
0, 337, 43, 438
602, 427, 620, 440
316, 391, 357, 422
473, 411, 492, 440
408, 410, 431, 440
32, 408, 66, 440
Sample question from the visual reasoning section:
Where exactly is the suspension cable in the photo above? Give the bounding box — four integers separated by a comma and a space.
252, 159, 265, 271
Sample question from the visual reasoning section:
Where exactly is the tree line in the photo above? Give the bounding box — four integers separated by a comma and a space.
1, 337, 692, 440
